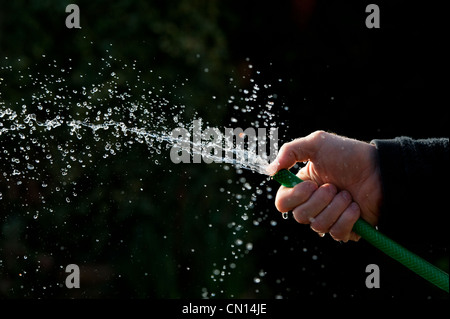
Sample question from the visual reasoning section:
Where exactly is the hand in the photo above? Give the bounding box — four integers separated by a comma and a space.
267, 131, 383, 242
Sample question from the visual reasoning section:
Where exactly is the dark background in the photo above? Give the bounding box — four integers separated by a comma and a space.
0, 0, 447, 300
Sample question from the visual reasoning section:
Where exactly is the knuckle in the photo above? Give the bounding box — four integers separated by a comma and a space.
280, 140, 297, 156
293, 180, 311, 195
317, 183, 337, 202
292, 181, 317, 202
277, 142, 289, 155
310, 130, 326, 140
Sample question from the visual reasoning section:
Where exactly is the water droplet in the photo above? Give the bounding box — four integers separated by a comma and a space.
282, 212, 289, 219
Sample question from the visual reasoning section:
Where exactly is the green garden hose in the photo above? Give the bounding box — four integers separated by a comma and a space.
272, 169, 449, 293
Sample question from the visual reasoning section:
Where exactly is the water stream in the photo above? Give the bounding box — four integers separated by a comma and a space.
0, 51, 293, 298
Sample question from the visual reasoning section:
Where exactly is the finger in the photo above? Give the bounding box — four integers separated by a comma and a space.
310, 190, 352, 234
275, 180, 318, 213
297, 163, 312, 181
292, 183, 337, 224
348, 231, 361, 242
266, 131, 324, 175
329, 202, 361, 242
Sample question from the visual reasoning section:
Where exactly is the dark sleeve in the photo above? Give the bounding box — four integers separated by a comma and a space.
371, 137, 449, 247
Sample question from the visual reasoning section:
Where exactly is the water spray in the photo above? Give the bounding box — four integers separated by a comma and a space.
272, 169, 449, 293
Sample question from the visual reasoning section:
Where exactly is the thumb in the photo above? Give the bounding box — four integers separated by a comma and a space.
266, 131, 323, 175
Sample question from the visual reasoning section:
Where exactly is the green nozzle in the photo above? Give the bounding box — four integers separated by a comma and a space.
272, 169, 449, 293
272, 168, 303, 187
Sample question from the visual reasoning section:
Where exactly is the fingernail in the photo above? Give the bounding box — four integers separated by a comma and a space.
350, 202, 360, 211
342, 190, 351, 201
265, 163, 278, 176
